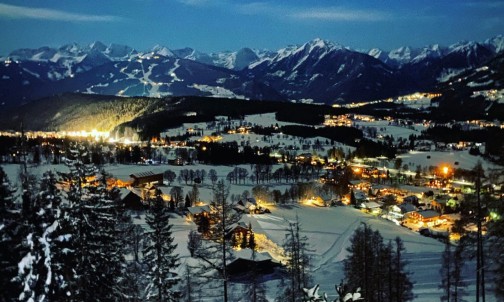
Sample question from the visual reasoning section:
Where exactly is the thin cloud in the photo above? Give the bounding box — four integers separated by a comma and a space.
176, 0, 211, 7
0, 3, 122, 22
289, 7, 389, 22
236, 2, 281, 15
235, 2, 388, 22
463, 1, 504, 8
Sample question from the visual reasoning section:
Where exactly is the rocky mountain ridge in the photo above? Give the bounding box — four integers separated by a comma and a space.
1, 35, 502, 107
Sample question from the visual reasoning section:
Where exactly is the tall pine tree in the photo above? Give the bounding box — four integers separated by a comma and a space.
65, 166, 128, 301
280, 215, 311, 302
17, 171, 63, 301
193, 180, 241, 302
0, 166, 24, 301
344, 224, 413, 302
143, 196, 180, 301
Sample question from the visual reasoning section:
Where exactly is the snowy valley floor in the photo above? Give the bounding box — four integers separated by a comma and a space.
1, 162, 498, 301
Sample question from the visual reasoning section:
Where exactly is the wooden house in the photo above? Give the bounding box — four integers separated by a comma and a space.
409, 210, 442, 226
359, 201, 382, 215
129, 171, 163, 187
225, 222, 250, 240
119, 188, 145, 211
186, 205, 211, 221
226, 250, 280, 277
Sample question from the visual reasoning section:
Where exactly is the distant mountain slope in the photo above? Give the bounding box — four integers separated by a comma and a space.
246, 38, 411, 102
0, 93, 169, 132
430, 51, 504, 120
1, 36, 502, 107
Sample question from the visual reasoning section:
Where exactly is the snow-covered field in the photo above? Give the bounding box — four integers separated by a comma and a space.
2, 162, 498, 301
397, 150, 501, 172
353, 119, 426, 141
1, 113, 500, 301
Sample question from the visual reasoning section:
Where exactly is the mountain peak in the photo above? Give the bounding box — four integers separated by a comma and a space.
151, 45, 174, 57
89, 41, 107, 52
105, 43, 136, 59
306, 38, 344, 51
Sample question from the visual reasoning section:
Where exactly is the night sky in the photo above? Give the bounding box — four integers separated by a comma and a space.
1, 0, 503, 55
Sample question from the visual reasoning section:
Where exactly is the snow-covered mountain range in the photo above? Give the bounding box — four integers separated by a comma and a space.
1, 35, 502, 107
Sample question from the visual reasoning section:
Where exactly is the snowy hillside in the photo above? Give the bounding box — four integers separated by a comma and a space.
1, 36, 503, 107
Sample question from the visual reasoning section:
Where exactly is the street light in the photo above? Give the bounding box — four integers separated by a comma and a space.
442, 166, 449, 176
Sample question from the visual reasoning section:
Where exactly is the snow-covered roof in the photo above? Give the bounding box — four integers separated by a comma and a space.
118, 187, 131, 200
360, 201, 382, 209
231, 249, 274, 262
417, 210, 440, 219
399, 203, 417, 213
187, 205, 211, 215
157, 186, 171, 195
129, 171, 161, 178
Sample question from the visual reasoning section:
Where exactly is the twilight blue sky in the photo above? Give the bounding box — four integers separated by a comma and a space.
0, 0, 503, 55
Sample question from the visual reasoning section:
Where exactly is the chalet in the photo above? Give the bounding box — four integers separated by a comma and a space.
226, 250, 280, 277
296, 153, 312, 164
409, 210, 442, 226
387, 203, 417, 221
235, 198, 257, 213
349, 180, 369, 190
352, 190, 368, 203
225, 221, 250, 240
142, 183, 159, 200
119, 188, 145, 211
399, 203, 418, 215
359, 201, 382, 215
168, 157, 185, 166
186, 205, 211, 221
129, 171, 163, 187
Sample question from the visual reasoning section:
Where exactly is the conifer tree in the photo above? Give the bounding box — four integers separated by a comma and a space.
439, 238, 466, 302
392, 236, 414, 302
0, 166, 24, 301
66, 166, 128, 301
143, 196, 180, 301
344, 224, 413, 302
440, 239, 452, 302
193, 180, 241, 302
17, 171, 63, 301
280, 215, 311, 302
246, 248, 268, 302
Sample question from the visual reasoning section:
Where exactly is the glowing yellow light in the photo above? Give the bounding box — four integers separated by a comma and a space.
442, 166, 449, 175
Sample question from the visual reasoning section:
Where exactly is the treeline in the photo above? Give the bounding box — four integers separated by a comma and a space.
196, 142, 273, 165
280, 125, 396, 158
281, 125, 362, 146
422, 125, 504, 160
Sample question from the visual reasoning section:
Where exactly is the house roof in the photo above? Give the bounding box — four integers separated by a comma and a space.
128, 187, 143, 198
129, 171, 162, 179
417, 210, 440, 219
227, 222, 249, 232
230, 249, 274, 262
187, 205, 211, 215
403, 195, 419, 202
353, 190, 367, 200
350, 180, 367, 185
118, 187, 132, 200
399, 203, 417, 213
157, 186, 172, 195
360, 201, 381, 209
